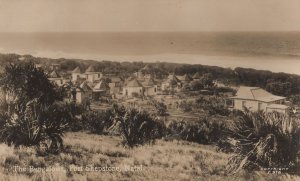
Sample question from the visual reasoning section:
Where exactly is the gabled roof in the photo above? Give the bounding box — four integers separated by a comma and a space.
80, 82, 92, 92
140, 64, 153, 71
126, 78, 143, 87
111, 76, 123, 83
231, 86, 286, 102
93, 81, 109, 92
72, 66, 82, 73
143, 77, 156, 87
49, 70, 61, 78
85, 65, 96, 73
178, 74, 193, 82
192, 72, 201, 79
167, 74, 181, 83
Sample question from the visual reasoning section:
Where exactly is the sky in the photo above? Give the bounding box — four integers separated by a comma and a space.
0, 0, 299, 32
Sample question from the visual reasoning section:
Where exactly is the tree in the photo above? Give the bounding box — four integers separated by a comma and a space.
223, 111, 300, 174
189, 80, 204, 91
200, 73, 214, 88
0, 62, 63, 107
0, 62, 71, 152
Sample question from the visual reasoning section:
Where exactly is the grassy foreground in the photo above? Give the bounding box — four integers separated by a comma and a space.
0, 132, 299, 181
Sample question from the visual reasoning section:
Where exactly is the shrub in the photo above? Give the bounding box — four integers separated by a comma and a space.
178, 100, 193, 112
81, 110, 114, 134
111, 104, 166, 147
150, 99, 168, 116
222, 110, 300, 174
195, 96, 230, 116
166, 117, 227, 144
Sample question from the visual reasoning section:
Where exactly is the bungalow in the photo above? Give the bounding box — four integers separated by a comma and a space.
85, 65, 102, 83
142, 77, 158, 96
108, 76, 124, 95
92, 81, 110, 100
75, 82, 92, 104
123, 78, 144, 97
192, 72, 201, 80
48, 70, 63, 86
177, 73, 193, 84
134, 64, 155, 79
71, 65, 102, 83
71, 67, 84, 81
229, 86, 289, 114
161, 74, 182, 91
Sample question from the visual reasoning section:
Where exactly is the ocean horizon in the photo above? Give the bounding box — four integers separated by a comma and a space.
0, 32, 299, 74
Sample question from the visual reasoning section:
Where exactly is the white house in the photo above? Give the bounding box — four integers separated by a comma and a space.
75, 82, 92, 104
123, 78, 144, 97
230, 86, 289, 114
71, 67, 84, 81
71, 65, 102, 83
142, 77, 158, 96
85, 65, 102, 83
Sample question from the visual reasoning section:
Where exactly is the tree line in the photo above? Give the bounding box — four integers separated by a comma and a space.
0, 53, 299, 96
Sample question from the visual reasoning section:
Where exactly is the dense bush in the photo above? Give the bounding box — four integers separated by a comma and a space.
166, 117, 227, 144
222, 111, 300, 174
150, 99, 168, 116
81, 110, 114, 134
111, 104, 166, 147
0, 101, 73, 153
195, 96, 230, 116
178, 100, 193, 112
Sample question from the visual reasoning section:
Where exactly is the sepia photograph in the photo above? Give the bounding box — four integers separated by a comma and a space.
0, 0, 299, 180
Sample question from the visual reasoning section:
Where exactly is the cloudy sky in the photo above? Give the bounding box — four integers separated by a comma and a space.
0, 0, 299, 32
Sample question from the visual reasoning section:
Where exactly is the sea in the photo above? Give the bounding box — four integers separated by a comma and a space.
0, 32, 299, 75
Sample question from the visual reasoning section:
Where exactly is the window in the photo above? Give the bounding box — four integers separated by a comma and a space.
242, 101, 246, 109
258, 102, 262, 111
154, 88, 157, 92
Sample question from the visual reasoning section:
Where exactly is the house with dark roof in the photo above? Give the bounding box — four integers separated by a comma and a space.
92, 81, 110, 100
192, 72, 201, 80
229, 86, 289, 114
123, 78, 144, 97
108, 76, 124, 95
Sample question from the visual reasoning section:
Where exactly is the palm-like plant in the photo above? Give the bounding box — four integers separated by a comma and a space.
224, 110, 300, 174
0, 100, 72, 153
110, 104, 166, 147
0, 62, 73, 153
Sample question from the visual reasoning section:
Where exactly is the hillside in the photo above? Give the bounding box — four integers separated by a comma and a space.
0, 132, 298, 181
